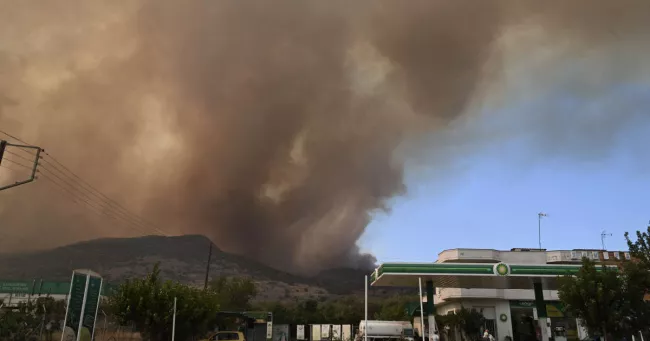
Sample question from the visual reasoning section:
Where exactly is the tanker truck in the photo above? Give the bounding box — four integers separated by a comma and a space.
356, 320, 415, 341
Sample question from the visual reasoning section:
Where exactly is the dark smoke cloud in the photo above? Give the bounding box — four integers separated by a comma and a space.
1, 0, 649, 274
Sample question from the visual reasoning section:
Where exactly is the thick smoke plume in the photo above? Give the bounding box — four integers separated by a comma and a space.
1, 0, 649, 274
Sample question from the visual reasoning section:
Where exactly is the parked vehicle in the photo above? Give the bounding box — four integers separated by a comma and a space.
356, 320, 415, 341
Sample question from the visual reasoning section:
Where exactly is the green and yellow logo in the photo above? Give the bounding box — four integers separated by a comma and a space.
495, 263, 509, 276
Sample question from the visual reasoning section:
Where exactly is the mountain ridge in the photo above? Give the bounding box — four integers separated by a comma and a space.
0, 235, 387, 300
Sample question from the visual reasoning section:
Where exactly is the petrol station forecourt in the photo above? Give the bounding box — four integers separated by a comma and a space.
369, 261, 618, 341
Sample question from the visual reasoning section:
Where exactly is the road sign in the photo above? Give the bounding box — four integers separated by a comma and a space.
60, 270, 103, 341
82, 275, 103, 339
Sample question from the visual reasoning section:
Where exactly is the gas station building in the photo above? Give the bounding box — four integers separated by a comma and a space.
371, 248, 629, 341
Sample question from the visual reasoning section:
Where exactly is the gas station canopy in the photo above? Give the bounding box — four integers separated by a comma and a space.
370, 262, 618, 290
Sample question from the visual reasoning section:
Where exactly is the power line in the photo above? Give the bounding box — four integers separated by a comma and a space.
39, 172, 143, 234
0, 150, 39, 191
4, 150, 34, 163
39, 158, 169, 236
38, 171, 152, 237
1, 157, 31, 169
0, 129, 30, 145
39, 153, 169, 236
37, 165, 161, 236
0, 164, 30, 174
0, 133, 41, 191
0, 129, 170, 237
8, 146, 36, 157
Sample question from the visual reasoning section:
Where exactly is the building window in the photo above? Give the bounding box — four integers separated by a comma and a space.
581, 251, 589, 259
592, 251, 600, 260
614, 252, 620, 259
603, 252, 609, 260
625, 252, 631, 260
571, 251, 578, 259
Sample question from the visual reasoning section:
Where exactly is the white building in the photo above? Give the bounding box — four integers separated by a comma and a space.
431, 248, 630, 341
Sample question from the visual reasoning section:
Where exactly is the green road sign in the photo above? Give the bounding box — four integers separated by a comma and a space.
0, 281, 30, 293
63, 272, 87, 339
82, 275, 103, 339
61, 270, 103, 341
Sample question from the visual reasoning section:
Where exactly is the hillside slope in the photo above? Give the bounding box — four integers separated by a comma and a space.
0, 235, 388, 300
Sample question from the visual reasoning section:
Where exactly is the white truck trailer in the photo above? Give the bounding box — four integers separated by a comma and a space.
356, 320, 415, 341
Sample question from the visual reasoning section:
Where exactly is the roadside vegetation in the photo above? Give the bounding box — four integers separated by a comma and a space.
1, 227, 648, 341
558, 226, 650, 341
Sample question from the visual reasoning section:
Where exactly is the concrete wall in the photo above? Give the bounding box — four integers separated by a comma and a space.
438, 248, 628, 266
499, 252, 546, 264
438, 288, 559, 303
438, 249, 500, 263
494, 301, 514, 341
436, 302, 462, 315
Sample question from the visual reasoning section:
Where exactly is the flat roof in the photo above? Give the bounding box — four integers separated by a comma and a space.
370, 262, 618, 290
437, 248, 629, 257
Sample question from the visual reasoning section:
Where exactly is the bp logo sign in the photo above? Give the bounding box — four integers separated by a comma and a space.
494, 263, 510, 276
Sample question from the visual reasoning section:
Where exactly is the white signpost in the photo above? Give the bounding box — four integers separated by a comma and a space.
60, 270, 103, 341
312, 325, 322, 341
267, 321, 273, 340
322, 325, 330, 339
342, 325, 352, 341
297, 325, 306, 340
332, 325, 342, 340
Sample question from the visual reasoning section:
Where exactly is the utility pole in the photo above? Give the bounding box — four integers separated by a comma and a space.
0, 139, 42, 191
601, 230, 612, 250
538, 212, 547, 249
203, 241, 213, 290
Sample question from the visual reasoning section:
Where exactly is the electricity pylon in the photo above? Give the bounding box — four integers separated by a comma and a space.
0, 139, 42, 191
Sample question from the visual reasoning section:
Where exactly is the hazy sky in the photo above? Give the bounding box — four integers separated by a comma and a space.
360, 83, 650, 263
2, 1, 650, 273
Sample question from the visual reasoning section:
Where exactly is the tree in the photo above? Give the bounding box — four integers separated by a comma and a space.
624, 227, 650, 332
36, 296, 66, 322
210, 276, 257, 311
558, 258, 626, 340
0, 303, 39, 340
0, 297, 62, 341
253, 295, 387, 325
626, 226, 650, 269
322, 296, 365, 324
619, 261, 650, 332
108, 263, 221, 341
436, 312, 461, 341
436, 311, 461, 332
373, 295, 411, 321
259, 301, 296, 324
456, 307, 485, 341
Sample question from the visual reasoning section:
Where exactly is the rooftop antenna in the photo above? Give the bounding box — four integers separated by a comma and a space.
601, 230, 612, 250
538, 212, 547, 249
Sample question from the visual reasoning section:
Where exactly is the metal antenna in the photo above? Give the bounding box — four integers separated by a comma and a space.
601, 230, 612, 250
538, 212, 548, 249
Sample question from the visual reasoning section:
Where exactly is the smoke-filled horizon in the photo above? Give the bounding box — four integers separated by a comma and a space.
1, 0, 649, 274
